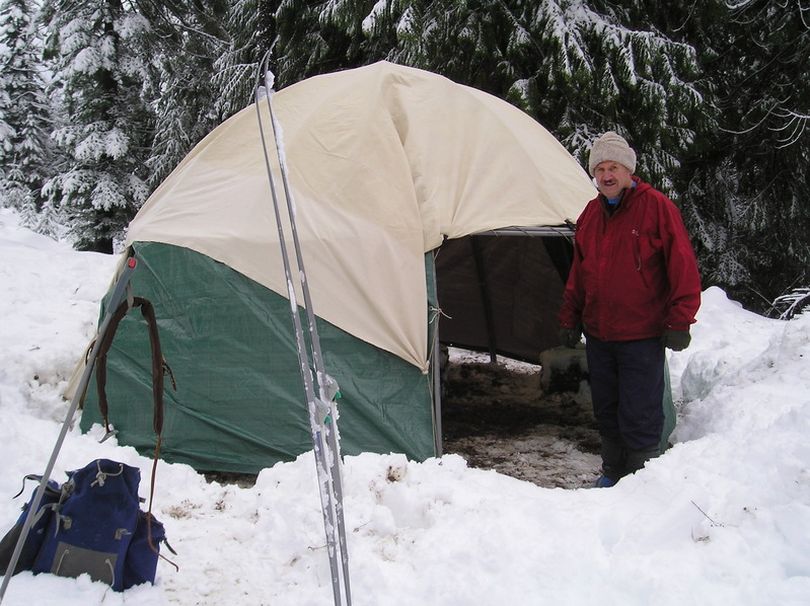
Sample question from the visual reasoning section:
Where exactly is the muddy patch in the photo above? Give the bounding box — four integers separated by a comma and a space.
441, 350, 601, 489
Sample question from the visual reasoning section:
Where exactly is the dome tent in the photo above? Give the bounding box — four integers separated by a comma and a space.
78, 62, 596, 473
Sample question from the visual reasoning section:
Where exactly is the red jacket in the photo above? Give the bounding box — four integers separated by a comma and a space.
558, 177, 701, 341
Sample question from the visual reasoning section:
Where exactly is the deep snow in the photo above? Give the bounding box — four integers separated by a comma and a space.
1, 206, 809, 605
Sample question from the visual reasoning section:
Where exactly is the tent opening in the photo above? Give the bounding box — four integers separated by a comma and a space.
432, 230, 603, 489
432, 230, 674, 489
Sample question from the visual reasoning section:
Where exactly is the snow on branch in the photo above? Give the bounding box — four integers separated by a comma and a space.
537, 0, 589, 76
772, 287, 810, 320
771, 108, 809, 147
362, 0, 388, 34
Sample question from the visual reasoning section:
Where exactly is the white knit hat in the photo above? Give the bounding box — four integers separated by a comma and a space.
588, 131, 637, 176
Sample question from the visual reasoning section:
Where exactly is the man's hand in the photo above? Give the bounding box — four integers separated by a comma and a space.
662, 329, 691, 351
558, 325, 582, 348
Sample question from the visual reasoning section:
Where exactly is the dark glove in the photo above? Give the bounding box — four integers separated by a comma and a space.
558, 325, 582, 348
662, 329, 691, 351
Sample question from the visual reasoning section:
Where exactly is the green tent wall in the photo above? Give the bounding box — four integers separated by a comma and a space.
80, 241, 438, 473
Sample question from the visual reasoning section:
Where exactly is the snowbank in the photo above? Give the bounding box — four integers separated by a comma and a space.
1, 208, 808, 605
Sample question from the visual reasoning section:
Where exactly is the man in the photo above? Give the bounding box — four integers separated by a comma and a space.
558, 131, 701, 487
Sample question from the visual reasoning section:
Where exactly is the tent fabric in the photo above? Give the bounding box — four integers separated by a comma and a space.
126, 61, 595, 372
79, 242, 438, 473
436, 235, 570, 361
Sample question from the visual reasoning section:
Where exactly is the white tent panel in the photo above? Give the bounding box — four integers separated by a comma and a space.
127, 61, 595, 371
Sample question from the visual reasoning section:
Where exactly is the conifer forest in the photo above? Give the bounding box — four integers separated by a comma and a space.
0, 1, 807, 312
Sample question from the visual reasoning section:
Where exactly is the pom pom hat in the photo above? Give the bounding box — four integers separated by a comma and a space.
588, 131, 637, 176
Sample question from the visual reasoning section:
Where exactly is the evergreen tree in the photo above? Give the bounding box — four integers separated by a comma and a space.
675, 0, 810, 309
132, 0, 239, 186
212, 0, 267, 119
39, 0, 155, 252
387, 0, 517, 93
272, 0, 382, 87
273, 1, 706, 194
0, 0, 52, 220
143, 27, 223, 186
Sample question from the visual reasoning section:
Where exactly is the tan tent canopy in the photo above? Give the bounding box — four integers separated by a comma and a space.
127, 61, 595, 371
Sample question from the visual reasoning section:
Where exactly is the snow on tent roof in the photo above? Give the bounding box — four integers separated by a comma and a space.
126, 61, 595, 371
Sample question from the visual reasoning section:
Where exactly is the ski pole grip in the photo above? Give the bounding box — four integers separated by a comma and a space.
107, 257, 137, 306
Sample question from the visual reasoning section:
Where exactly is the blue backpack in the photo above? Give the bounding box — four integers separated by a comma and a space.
1, 296, 175, 590
1, 460, 170, 590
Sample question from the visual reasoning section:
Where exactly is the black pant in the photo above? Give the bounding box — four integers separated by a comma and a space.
585, 334, 665, 451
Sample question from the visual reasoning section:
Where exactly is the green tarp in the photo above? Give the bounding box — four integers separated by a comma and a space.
80, 242, 437, 474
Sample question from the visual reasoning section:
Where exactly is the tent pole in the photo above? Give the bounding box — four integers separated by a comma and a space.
431, 327, 443, 456
429, 252, 443, 457
471, 236, 498, 364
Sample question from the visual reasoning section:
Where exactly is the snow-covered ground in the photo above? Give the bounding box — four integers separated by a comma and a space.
1, 206, 809, 605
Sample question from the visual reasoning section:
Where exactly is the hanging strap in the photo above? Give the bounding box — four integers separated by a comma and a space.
91, 295, 177, 569
94, 296, 169, 441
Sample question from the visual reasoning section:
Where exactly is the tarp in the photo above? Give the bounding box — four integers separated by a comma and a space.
126, 61, 595, 372
436, 235, 571, 360
79, 242, 438, 473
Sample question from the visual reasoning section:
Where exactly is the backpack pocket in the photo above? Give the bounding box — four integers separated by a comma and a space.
0, 478, 61, 575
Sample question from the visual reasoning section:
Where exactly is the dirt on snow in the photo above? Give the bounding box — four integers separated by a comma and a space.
441, 349, 602, 489
208, 350, 603, 490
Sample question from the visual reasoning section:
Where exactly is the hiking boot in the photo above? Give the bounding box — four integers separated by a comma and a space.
590, 435, 625, 488
593, 475, 617, 488
599, 435, 626, 479
625, 447, 661, 475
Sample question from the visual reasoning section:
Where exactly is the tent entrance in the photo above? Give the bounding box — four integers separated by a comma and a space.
432, 230, 675, 488
431, 229, 601, 488
434, 229, 573, 364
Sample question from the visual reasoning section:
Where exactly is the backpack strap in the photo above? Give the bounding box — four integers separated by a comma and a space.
94, 296, 171, 446
93, 296, 178, 567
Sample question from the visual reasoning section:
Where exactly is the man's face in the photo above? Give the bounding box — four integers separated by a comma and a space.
593, 161, 634, 200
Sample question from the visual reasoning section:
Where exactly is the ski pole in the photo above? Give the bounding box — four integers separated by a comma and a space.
253, 51, 351, 606
259, 63, 352, 606
0, 256, 139, 604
